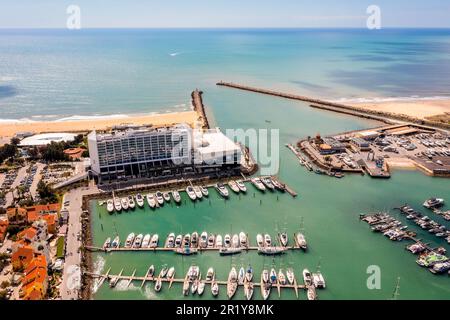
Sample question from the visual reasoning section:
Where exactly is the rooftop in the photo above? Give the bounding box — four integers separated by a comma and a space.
19, 132, 77, 146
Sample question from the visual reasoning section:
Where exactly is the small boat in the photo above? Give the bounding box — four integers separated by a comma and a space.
103, 237, 111, 249
224, 234, 231, 247
207, 234, 215, 248
296, 233, 308, 250
133, 234, 143, 248
159, 265, 169, 278
191, 232, 199, 248
261, 177, 275, 190
211, 280, 219, 296
286, 268, 295, 285
166, 233, 175, 248
197, 281, 205, 295
256, 234, 264, 247
239, 232, 247, 247
191, 279, 199, 294
271, 178, 286, 192
200, 186, 209, 197
183, 234, 191, 247
155, 191, 164, 205
244, 281, 254, 300
245, 265, 253, 282
163, 192, 171, 202
238, 267, 245, 285
423, 198, 445, 209
236, 180, 247, 192
193, 186, 203, 199
186, 186, 197, 201
149, 234, 159, 248
258, 246, 287, 255
312, 271, 326, 288
142, 234, 151, 248
215, 183, 229, 198
146, 193, 156, 208
228, 180, 240, 193
227, 267, 238, 299
109, 276, 120, 288
199, 231, 208, 248
215, 234, 223, 248
121, 197, 129, 210
107, 199, 114, 213
279, 232, 288, 247
183, 278, 190, 296
114, 198, 122, 212
264, 234, 272, 246
307, 286, 317, 300
174, 247, 198, 255
269, 268, 277, 284
303, 269, 312, 286
278, 269, 286, 285
128, 195, 135, 209
232, 234, 239, 248
135, 194, 145, 208
251, 178, 266, 191
148, 265, 155, 278
111, 236, 120, 248
262, 269, 269, 283
260, 270, 270, 300
154, 278, 162, 292
219, 247, 242, 256
172, 190, 181, 204
125, 233, 135, 248
206, 267, 215, 281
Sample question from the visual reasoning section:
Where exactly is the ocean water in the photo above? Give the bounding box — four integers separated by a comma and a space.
1, 28, 450, 121
2, 29, 449, 299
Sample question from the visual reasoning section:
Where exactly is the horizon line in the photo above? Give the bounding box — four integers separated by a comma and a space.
1, 26, 450, 30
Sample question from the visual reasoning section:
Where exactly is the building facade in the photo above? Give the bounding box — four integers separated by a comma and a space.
88, 125, 241, 183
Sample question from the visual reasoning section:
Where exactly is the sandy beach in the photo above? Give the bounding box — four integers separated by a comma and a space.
350, 99, 450, 120
0, 111, 200, 143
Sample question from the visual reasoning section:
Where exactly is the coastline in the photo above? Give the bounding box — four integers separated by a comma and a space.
0, 111, 200, 142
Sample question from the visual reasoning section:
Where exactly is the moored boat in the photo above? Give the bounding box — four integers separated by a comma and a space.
107, 199, 114, 213
227, 267, 238, 299
191, 232, 199, 248
146, 193, 156, 208
215, 183, 229, 198
154, 278, 162, 292
135, 194, 145, 208
303, 269, 312, 286
172, 190, 181, 204
207, 234, 215, 248
219, 247, 242, 256
211, 280, 219, 297
125, 233, 135, 248
155, 191, 164, 205
228, 180, 240, 193
103, 237, 111, 249
312, 271, 326, 288
264, 234, 272, 247
269, 268, 277, 284
166, 233, 175, 248
238, 267, 245, 285
423, 197, 445, 209
239, 232, 247, 247
224, 234, 231, 248
278, 269, 286, 285
244, 281, 254, 300
206, 267, 215, 282
128, 195, 135, 209
186, 186, 197, 201
251, 178, 266, 191
163, 192, 171, 202
111, 236, 120, 248
261, 177, 275, 190
236, 180, 247, 192
193, 186, 203, 199
200, 186, 209, 197
114, 198, 122, 212
245, 265, 253, 282
142, 234, 151, 248
258, 246, 287, 255
121, 197, 129, 210
271, 178, 286, 192
199, 231, 208, 248
183, 234, 191, 247
167, 267, 175, 279
232, 234, 239, 248
286, 268, 295, 285
256, 234, 264, 247
132, 234, 143, 248
296, 233, 308, 250
307, 286, 317, 300
279, 232, 288, 247
215, 234, 223, 248
149, 234, 159, 248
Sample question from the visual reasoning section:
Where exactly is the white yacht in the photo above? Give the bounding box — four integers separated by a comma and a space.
155, 191, 164, 205
206, 267, 215, 281
256, 234, 264, 247
264, 234, 272, 247
215, 234, 223, 248
193, 186, 203, 199
238, 267, 245, 285
296, 233, 308, 250
200, 186, 209, 197
191, 232, 199, 248
114, 198, 122, 212
142, 234, 151, 248
232, 234, 239, 248
146, 193, 156, 208
228, 180, 240, 193
207, 234, 215, 248
186, 186, 197, 201
121, 197, 129, 210
199, 231, 208, 248
251, 178, 266, 191
286, 268, 295, 285
174, 235, 182, 248
149, 234, 159, 248
224, 234, 231, 248
163, 192, 171, 202
227, 267, 238, 299
106, 199, 114, 213
215, 183, 229, 198
172, 190, 181, 204
239, 232, 247, 247
125, 233, 135, 248
103, 237, 111, 249
211, 280, 219, 297
127, 195, 135, 210
111, 236, 120, 248
236, 180, 247, 192
165, 233, 175, 248
279, 232, 288, 247
278, 269, 286, 285
132, 234, 143, 248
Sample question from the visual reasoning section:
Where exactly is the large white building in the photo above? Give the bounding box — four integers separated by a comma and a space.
88, 124, 241, 182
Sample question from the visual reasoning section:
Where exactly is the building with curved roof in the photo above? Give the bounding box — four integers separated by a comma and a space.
19, 133, 77, 147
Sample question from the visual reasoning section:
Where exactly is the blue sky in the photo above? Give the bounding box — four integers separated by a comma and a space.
0, 0, 449, 28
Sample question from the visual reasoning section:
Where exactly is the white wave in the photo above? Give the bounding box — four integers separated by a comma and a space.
91, 255, 106, 294
332, 96, 450, 104
169, 52, 181, 57
0, 118, 37, 124
54, 114, 130, 122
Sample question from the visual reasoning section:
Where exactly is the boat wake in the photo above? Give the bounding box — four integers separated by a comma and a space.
91, 255, 106, 294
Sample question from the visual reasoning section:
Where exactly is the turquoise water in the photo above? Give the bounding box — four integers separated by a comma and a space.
2, 28, 449, 299
91, 93, 449, 300
1, 29, 450, 120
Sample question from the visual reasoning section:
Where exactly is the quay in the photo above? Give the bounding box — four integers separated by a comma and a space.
191, 89, 210, 129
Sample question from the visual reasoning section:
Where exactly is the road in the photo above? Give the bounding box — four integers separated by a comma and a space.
60, 182, 99, 300
29, 162, 45, 199
4, 165, 29, 207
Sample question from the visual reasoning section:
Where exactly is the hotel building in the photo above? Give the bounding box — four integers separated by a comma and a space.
88, 124, 241, 183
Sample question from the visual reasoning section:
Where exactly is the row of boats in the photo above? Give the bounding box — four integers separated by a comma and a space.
105, 177, 286, 213
399, 205, 450, 244
361, 212, 414, 241
103, 231, 308, 254
361, 212, 450, 275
